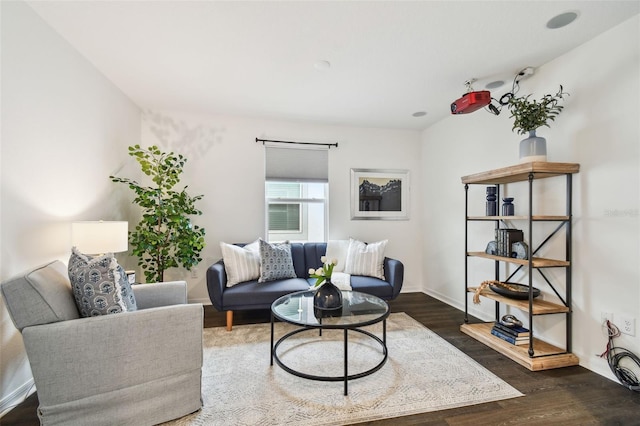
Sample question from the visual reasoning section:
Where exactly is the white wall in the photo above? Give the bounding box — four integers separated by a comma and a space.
421, 16, 639, 383
138, 110, 424, 303
0, 1, 141, 414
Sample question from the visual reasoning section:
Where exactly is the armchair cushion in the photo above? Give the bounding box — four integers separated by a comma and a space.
1, 260, 79, 331
68, 248, 137, 316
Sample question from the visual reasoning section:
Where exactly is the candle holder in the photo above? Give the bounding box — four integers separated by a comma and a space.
502, 198, 515, 216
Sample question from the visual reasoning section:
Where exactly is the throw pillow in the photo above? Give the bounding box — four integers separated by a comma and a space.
258, 239, 297, 283
325, 239, 350, 272
68, 247, 137, 317
344, 238, 388, 280
220, 240, 260, 286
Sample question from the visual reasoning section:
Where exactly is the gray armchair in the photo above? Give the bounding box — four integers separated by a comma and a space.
1, 260, 203, 426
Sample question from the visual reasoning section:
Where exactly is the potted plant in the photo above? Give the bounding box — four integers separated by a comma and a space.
507, 86, 568, 163
111, 145, 206, 283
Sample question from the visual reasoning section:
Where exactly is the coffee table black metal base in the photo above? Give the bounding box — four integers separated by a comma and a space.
270, 314, 388, 395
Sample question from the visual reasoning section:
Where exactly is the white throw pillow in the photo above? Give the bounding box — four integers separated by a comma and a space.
344, 238, 387, 280
220, 240, 260, 287
325, 239, 350, 272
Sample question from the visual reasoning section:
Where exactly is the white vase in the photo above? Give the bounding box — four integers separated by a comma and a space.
519, 130, 547, 163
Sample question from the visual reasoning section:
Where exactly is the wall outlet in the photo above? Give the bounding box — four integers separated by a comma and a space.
601, 311, 613, 325
619, 316, 635, 336
191, 267, 199, 279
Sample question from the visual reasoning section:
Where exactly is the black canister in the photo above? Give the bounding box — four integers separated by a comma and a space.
502, 197, 515, 216
486, 187, 497, 216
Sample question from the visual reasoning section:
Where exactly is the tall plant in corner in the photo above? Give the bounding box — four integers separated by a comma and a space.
111, 145, 206, 283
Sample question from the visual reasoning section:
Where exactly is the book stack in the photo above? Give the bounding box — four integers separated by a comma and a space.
495, 228, 524, 257
490, 322, 530, 345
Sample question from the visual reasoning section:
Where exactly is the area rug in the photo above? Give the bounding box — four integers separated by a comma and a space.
165, 313, 522, 426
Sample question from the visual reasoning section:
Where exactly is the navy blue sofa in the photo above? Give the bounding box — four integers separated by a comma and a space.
206, 242, 404, 330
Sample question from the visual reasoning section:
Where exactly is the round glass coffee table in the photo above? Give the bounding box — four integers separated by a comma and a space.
270, 290, 389, 395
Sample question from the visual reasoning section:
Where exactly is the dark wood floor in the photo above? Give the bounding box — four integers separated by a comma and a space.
3, 292, 639, 425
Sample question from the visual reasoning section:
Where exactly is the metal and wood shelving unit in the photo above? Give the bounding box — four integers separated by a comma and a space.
460, 162, 580, 371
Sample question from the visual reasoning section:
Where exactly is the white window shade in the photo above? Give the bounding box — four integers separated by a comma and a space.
265, 146, 328, 182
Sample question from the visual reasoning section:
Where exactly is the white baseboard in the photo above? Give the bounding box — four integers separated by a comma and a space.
0, 378, 36, 419
424, 288, 493, 322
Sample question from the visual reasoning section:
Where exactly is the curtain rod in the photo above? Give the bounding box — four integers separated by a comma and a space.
255, 138, 338, 148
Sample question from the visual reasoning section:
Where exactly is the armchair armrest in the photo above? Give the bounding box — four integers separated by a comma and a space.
206, 260, 227, 311
22, 303, 203, 409
384, 257, 404, 299
132, 281, 188, 309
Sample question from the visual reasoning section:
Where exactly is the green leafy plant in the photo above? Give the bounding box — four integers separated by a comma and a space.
308, 256, 337, 287
110, 145, 206, 283
508, 86, 569, 135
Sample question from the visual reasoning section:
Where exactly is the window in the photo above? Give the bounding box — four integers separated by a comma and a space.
266, 181, 327, 242
267, 183, 302, 232
264, 145, 329, 243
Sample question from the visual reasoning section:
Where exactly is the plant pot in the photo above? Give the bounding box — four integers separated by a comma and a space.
313, 279, 343, 318
519, 130, 547, 163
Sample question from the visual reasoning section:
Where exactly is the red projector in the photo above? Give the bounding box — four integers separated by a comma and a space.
450, 91, 491, 114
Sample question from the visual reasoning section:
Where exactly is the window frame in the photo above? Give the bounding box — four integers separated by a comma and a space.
265, 181, 328, 243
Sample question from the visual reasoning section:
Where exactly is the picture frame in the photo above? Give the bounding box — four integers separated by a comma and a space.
350, 168, 410, 220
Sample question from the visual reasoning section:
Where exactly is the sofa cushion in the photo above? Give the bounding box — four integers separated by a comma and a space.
1, 260, 80, 331
223, 277, 309, 309
350, 275, 393, 300
325, 240, 350, 272
68, 248, 137, 317
220, 240, 260, 286
258, 239, 297, 283
344, 238, 387, 280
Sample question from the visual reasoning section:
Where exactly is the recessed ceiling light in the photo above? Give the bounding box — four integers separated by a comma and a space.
546, 11, 579, 29
485, 80, 505, 90
412, 111, 427, 117
314, 60, 331, 71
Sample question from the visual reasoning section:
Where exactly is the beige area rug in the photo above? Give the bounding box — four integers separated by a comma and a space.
165, 313, 522, 426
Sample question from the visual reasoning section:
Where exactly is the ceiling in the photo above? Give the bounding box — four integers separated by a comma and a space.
26, 1, 639, 131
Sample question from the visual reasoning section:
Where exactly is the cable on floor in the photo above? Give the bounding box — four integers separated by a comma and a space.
599, 320, 640, 392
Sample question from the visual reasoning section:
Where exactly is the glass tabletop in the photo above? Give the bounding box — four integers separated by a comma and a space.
271, 290, 389, 328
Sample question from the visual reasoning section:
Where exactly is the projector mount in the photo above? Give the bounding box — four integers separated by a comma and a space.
452, 67, 535, 116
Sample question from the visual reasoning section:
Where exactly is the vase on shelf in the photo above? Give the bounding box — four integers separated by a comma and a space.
486, 186, 497, 216
502, 198, 515, 216
519, 129, 547, 163
313, 278, 343, 318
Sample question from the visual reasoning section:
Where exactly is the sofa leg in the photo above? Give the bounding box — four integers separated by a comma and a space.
226, 311, 233, 331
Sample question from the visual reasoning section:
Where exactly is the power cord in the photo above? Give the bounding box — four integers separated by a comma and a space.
599, 320, 640, 392
485, 67, 531, 116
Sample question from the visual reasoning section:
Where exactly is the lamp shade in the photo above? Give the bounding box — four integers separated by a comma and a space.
71, 221, 128, 255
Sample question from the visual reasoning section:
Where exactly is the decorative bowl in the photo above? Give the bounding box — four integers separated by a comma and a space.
490, 283, 540, 300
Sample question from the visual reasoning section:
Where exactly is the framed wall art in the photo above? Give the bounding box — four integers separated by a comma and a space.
350, 168, 410, 220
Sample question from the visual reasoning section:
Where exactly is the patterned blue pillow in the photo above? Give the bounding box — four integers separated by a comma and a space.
68, 248, 137, 317
258, 239, 297, 283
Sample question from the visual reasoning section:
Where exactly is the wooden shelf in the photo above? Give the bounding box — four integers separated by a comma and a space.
461, 162, 580, 185
467, 287, 569, 314
467, 215, 570, 221
460, 323, 579, 371
467, 251, 569, 267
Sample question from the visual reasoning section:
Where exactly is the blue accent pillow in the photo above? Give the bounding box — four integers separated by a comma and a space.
258, 239, 297, 283
68, 248, 137, 317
